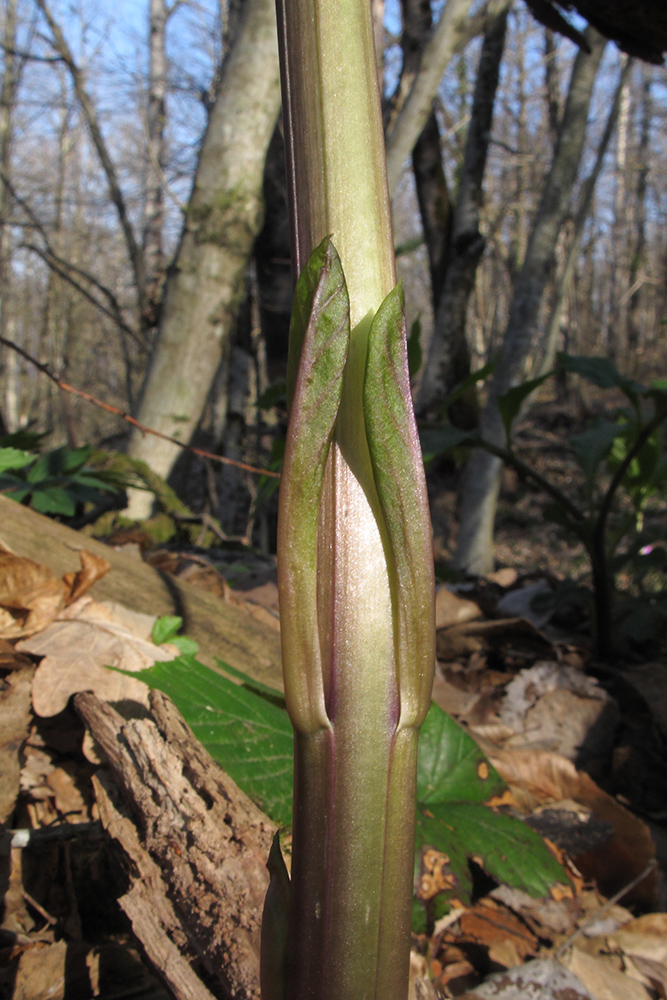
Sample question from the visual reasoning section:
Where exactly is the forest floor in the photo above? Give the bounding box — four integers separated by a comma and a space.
0, 399, 666, 1000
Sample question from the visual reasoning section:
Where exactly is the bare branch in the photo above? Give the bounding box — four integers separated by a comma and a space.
34, 0, 143, 295
0, 335, 280, 479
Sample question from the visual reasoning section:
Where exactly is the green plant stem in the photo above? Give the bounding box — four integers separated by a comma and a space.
481, 440, 585, 524
274, 2, 435, 997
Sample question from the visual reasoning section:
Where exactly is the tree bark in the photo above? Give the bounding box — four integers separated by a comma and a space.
456, 29, 606, 575
627, 64, 651, 363
125, 0, 280, 519
416, 6, 508, 424
0, 0, 18, 432
75, 689, 276, 1000
385, 0, 477, 198
400, 0, 452, 309
142, 0, 169, 334
540, 58, 632, 378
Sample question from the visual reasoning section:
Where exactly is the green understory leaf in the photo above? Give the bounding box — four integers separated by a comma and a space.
0, 447, 36, 474
417, 701, 505, 804
497, 372, 552, 442
133, 654, 293, 826
415, 802, 566, 921
131, 657, 566, 906
571, 417, 628, 489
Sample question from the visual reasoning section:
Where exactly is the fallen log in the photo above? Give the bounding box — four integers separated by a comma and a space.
74, 688, 276, 1000
0, 496, 282, 687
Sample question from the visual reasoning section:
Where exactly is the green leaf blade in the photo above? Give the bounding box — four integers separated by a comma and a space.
136, 655, 294, 827
417, 702, 505, 805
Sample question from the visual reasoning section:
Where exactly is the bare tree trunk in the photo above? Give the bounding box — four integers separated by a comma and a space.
540, 57, 632, 378
543, 28, 561, 152
125, 0, 280, 519
0, 0, 17, 431
385, 0, 477, 197
142, 0, 169, 335
400, 0, 452, 309
455, 29, 606, 575
416, 6, 508, 424
627, 64, 651, 364
605, 61, 630, 364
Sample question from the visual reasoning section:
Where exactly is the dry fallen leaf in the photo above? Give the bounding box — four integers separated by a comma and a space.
17, 597, 177, 717
486, 747, 658, 908
0, 666, 34, 823
62, 549, 111, 605
0, 550, 110, 639
458, 958, 594, 999
565, 947, 653, 1000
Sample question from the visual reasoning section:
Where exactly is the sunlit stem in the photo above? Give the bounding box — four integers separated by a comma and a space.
273, 1, 435, 998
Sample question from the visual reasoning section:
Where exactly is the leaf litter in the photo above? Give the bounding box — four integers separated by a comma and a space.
0, 546, 665, 1000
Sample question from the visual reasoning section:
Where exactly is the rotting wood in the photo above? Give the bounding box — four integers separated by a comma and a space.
75, 689, 276, 1000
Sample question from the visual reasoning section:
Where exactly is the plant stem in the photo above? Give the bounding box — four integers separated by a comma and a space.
274, 2, 435, 998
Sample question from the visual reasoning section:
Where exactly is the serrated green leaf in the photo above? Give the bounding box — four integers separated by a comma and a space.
0, 448, 36, 473
152, 615, 184, 645
0, 430, 46, 451
498, 373, 552, 442
415, 808, 473, 911
417, 701, 505, 804
415, 802, 566, 912
217, 660, 286, 709
135, 655, 294, 826
557, 353, 644, 403
30, 486, 75, 516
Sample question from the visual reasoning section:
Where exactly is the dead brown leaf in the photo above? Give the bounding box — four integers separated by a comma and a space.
435, 587, 482, 630
486, 747, 658, 908
458, 959, 595, 999
0, 552, 67, 638
0, 666, 34, 823
17, 597, 177, 717
62, 549, 111, 605
565, 947, 653, 1000
0, 550, 110, 639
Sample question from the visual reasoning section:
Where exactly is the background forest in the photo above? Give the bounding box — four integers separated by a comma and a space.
0, 0, 665, 578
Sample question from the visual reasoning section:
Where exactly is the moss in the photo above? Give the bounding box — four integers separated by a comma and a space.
86, 450, 222, 548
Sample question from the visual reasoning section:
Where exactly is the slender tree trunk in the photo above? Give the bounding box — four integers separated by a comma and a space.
142, 0, 169, 335
627, 64, 651, 364
385, 0, 476, 197
605, 62, 630, 363
456, 29, 606, 575
0, 0, 17, 431
125, 0, 280, 518
540, 58, 632, 378
416, 6, 508, 423
400, 0, 452, 308
36, 0, 144, 300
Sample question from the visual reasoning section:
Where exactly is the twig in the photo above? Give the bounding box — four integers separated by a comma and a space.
555, 858, 657, 957
0, 336, 280, 479
22, 888, 58, 926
